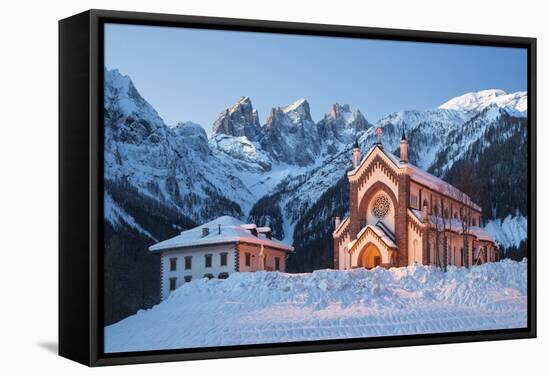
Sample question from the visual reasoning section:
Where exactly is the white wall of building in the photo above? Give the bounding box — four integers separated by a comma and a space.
408, 225, 423, 265
160, 244, 237, 300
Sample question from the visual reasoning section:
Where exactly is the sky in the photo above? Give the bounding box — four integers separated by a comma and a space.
104, 23, 527, 135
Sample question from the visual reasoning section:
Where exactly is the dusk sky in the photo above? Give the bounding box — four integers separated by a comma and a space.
104, 23, 527, 135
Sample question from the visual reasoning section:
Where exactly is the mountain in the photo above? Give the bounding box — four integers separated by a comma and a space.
258, 99, 322, 166
103, 68, 529, 319
439, 89, 527, 114
212, 96, 261, 139
317, 103, 371, 152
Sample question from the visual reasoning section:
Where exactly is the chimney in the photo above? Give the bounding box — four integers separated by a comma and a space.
352, 139, 361, 168
218, 223, 221, 235
202, 226, 210, 237
335, 216, 341, 229
400, 129, 409, 163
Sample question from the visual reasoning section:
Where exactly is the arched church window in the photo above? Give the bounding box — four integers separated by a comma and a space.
372, 194, 391, 219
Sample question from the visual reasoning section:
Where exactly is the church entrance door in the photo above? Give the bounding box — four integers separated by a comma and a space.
359, 244, 382, 269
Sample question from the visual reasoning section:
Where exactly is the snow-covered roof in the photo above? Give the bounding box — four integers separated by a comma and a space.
410, 209, 496, 244
355, 144, 481, 212
149, 215, 294, 253
350, 224, 398, 249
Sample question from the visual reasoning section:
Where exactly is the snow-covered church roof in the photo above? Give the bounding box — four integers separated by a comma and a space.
410, 209, 496, 243
149, 215, 294, 253
354, 144, 481, 211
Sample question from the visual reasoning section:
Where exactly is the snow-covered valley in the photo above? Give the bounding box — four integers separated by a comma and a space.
104, 259, 527, 352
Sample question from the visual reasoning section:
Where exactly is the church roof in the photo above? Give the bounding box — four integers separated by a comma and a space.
410, 209, 496, 243
149, 215, 294, 253
356, 144, 481, 212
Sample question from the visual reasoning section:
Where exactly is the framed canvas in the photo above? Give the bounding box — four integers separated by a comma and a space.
59, 9, 537, 366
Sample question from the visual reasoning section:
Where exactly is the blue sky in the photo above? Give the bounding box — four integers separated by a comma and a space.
105, 23, 527, 135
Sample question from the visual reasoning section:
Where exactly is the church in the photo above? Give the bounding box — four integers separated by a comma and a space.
333, 131, 498, 270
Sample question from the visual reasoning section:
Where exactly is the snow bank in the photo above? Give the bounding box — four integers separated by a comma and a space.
105, 260, 527, 353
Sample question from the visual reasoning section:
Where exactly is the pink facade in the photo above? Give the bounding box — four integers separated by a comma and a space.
334, 136, 498, 270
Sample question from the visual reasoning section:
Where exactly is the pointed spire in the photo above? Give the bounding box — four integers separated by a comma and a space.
353, 138, 360, 149
400, 128, 409, 163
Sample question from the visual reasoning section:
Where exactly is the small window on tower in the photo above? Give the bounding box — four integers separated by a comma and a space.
245, 252, 251, 267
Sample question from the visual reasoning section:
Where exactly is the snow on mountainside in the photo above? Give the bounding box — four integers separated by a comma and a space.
258, 98, 322, 166
485, 215, 528, 249
104, 68, 255, 226
105, 260, 527, 352
439, 89, 527, 114
317, 103, 371, 151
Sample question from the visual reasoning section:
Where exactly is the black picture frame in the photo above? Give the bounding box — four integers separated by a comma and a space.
59, 8, 537, 367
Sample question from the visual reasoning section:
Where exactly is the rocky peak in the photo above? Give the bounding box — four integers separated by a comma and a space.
212, 96, 261, 139
259, 99, 320, 166
329, 103, 351, 120
318, 103, 370, 145
280, 98, 312, 122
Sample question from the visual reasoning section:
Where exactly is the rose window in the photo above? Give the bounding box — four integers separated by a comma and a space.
371, 195, 390, 219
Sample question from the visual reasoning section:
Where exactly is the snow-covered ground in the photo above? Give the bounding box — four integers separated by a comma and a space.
104, 260, 527, 353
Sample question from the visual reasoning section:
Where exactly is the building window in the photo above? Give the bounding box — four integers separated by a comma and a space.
205, 254, 212, 268
372, 194, 391, 219
218, 272, 229, 279
169, 277, 177, 291
169, 257, 177, 271
411, 194, 418, 208
203, 273, 214, 279
184, 276, 192, 283
184, 256, 192, 270
245, 252, 251, 266
275, 257, 281, 271
220, 252, 228, 266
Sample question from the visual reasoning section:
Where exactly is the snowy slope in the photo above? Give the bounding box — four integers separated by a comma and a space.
105, 260, 527, 352
485, 215, 528, 248
104, 68, 256, 225
439, 89, 527, 114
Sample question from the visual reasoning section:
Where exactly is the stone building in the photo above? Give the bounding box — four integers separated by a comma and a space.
150, 216, 294, 300
333, 132, 498, 270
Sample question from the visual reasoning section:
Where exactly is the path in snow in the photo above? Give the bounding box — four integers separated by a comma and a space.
105, 259, 527, 353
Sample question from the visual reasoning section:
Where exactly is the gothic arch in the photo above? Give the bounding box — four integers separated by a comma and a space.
358, 181, 399, 224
